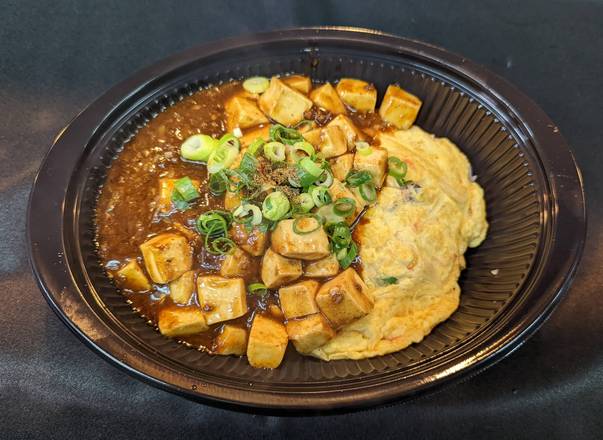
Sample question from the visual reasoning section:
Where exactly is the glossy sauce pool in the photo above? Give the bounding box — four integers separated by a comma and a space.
95, 80, 381, 352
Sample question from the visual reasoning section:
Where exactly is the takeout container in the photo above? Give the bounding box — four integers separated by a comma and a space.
28, 27, 585, 412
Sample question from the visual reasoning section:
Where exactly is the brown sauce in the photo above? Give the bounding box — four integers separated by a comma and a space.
95, 78, 383, 352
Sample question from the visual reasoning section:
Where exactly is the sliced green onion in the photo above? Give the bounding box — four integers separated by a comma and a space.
248, 282, 268, 296
288, 175, 302, 188
263, 141, 286, 162
196, 210, 235, 255
173, 177, 200, 202
379, 276, 399, 285
327, 222, 352, 249
238, 153, 258, 177
315, 204, 346, 227
359, 182, 377, 202
333, 197, 356, 217
292, 216, 322, 235
269, 124, 304, 145
207, 134, 240, 174
295, 193, 314, 213
345, 170, 373, 187
316, 169, 334, 187
208, 237, 235, 255
208, 171, 228, 196
293, 119, 313, 129
310, 185, 332, 207
180, 134, 218, 162
248, 137, 265, 156
296, 157, 324, 188
337, 241, 358, 269
388, 156, 408, 186
293, 141, 315, 158
299, 157, 323, 176
243, 76, 270, 94
233, 203, 263, 226
196, 210, 232, 236
262, 191, 290, 221
355, 141, 372, 156
171, 191, 190, 211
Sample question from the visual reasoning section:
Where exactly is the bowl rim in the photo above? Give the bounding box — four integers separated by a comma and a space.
27, 26, 586, 413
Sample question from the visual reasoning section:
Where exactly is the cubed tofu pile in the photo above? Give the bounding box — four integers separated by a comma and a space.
112, 74, 424, 370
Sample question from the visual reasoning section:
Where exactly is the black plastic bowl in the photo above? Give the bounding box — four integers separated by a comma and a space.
28, 27, 585, 412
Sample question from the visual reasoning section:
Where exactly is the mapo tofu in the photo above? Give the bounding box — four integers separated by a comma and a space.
96, 74, 429, 369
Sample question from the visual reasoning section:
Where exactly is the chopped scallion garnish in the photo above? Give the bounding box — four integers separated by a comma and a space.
355, 141, 372, 156
208, 171, 228, 196
170, 191, 190, 211
196, 210, 235, 255
294, 193, 314, 213
233, 203, 263, 226
333, 197, 356, 217
248, 282, 268, 296
208, 236, 235, 255
379, 276, 399, 285
269, 124, 305, 145
173, 177, 200, 202
242, 76, 270, 94
292, 216, 322, 235
263, 141, 286, 162
336, 241, 358, 269
310, 185, 332, 207
359, 182, 377, 202
262, 191, 290, 221
388, 157, 408, 186
345, 170, 373, 187
207, 134, 240, 174
248, 137, 265, 156
180, 134, 218, 162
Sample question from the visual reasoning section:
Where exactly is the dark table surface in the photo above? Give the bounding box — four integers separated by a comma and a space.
1, 1, 602, 438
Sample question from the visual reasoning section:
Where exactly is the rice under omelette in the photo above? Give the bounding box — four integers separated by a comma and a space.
311, 126, 488, 361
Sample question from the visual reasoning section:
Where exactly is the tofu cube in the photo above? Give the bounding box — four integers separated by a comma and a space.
317, 125, 348, 159
282, 75, 312, 94
310, 82, 346, 114
286, 313, 336, 354
225, 95, 268, 131
214, 325, 248, 356
269, 304, 284, 319
327, 114, 365, 148
378, 84, 422, 129
278, 280, 320, 319
302, 128, 321, 147
258, 77, 313, 126
224, 191, 242, 211
304, 254, 340, 278
336, 78, 377, 113
230, 223, 269, 256
329, 153, 354, 182
116, 260, 151, 292
247, 314, 288, 368
169, 270, 195, 305
271, 218, 330, 260
219, 246, 255, 278
353, 146, 389, 188
315, 268, 373, 328
328, 179, 365, 223
158, 306, 209, 337
239, 124, 270, 147
260, 248, 303, 288
140, 233, 193, 284
197, 276, 248, 325
158, 178, 201, 213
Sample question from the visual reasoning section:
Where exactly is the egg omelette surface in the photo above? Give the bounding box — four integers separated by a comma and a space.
311, 126, 488, 361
